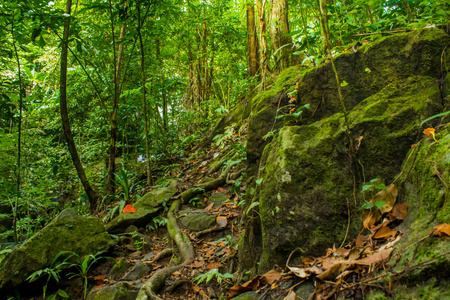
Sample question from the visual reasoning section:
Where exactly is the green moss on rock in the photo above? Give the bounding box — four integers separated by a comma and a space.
0, 209, 113, 290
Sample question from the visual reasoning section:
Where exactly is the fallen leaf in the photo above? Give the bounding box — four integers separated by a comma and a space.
216, 187, 226, 193
227, 276, 263, 299
122, 204, 137, 214
261, 269, 282, 284
355, 234, 368, 247
316, 262, 350, 281
363, 209, 378, 229
206, 262, 222, 269
354, 249, 392, 265
288, 266, 323, 278
192, 285, 201, 292
204, 202, 214, 211
431, 223, 450, 237
284, 290, 296, 300
216, 216, 228, 228
392, 202, 408, 220
373, 226, 397, 239
191, 260, 205, 268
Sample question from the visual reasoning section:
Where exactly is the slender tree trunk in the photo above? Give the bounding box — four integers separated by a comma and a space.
107, 0, 127, 194
60, 0, 98, 210
317, 0, 332, 54
300, 0, 312, 55
11, 15, 23, 244
137, 5, 152, 187
247, 2, 259, 78
269, 0, 291, 70
256, 0, 268, 90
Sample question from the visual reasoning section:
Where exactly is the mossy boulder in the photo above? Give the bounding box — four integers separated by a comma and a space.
87, 282, 137, 300
0, 209, 113, 291
240, 28, 450, 273
106, 181, 177, 233
254, 75, 443, 272
365, 125, 450, 298
179, 209, 216, 231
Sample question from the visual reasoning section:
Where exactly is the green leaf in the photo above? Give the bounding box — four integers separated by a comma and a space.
376, 184, 386, 190
361, 202, 374, 210
57, 289, 69, 298
364, 67, 371, 74
420, 111, 450, 126
246, 201, 260, 215
340, 80, 348, 87
374, 201, 386, 208
361, 184, 372, 192
255, 178, 262, 185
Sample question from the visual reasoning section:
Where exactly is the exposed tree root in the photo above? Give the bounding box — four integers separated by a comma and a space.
152, 248, 175, 262
193, 224, 228, 238
136, 200, 194, 300
176, 160, 237, 202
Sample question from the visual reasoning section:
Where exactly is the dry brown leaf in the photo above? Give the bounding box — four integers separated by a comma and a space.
378, 184, 397, 214
288, 265, 323, 278
192, 285, 201, 293
204, 202, 214, 211
227, 276, 263, 299
191, 260, 205, 268
363, 210, 378, 229
216, 187, 227, 193
216, 216, 228, 228
284, 290, 297, 300
261, 269, 282, 284
392, 202, 408, 220
355, 234, 368, 247
321, 257, 347, 270
354, 249, 392, 265
206, 262, 222, 269
373, 226, 397, 239
431, 223, 450, 237
316, 262, 350, 281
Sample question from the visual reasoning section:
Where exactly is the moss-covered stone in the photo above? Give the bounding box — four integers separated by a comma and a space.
240, 28, 450, 273
0, 209, 113, 291
364, 125, 450, 299
106, 181, 177, 233
108, 258, 131, 280
178, 209, 216, 231
257, 75, 442, 272
86, 282, 137, 300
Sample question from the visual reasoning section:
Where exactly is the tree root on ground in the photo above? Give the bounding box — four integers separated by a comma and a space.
176, 160, 237, 202
136, 200, 194, 300
192, 225, 228, 238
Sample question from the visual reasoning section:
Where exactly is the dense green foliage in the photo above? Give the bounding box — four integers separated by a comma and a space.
0, 0, 448, 243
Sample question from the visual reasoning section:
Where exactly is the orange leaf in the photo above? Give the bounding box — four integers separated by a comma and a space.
373, 226, 397, 239
206, 262, 222, 269
216, 216, 228, 228
261, 269, 282, 285
354, 249, 392, 265
191, 260, 205, 268
204, 203, 214, 211
392, 202, 408, 220
431, 223, 450, 238
227, 276, 263, 299
122, 204, 137, 214
363, 211, 377, 229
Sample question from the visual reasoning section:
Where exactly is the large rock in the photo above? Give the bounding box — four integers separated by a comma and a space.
106, 181, 177, 233
240, 27, 450, 273
0, 209, 113, 291
366, 124, 450, 298
255, 75, 443, 271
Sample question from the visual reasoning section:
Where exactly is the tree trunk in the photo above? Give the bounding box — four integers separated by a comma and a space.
60, 0, 98, 210
107, 0, 128, 194
256, 0, 268, 90
11, 15, 23, 244
137, 5, 152, 187
318, 0, 332, 54
246, 2, 259, 78
269, 0, 291, 70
